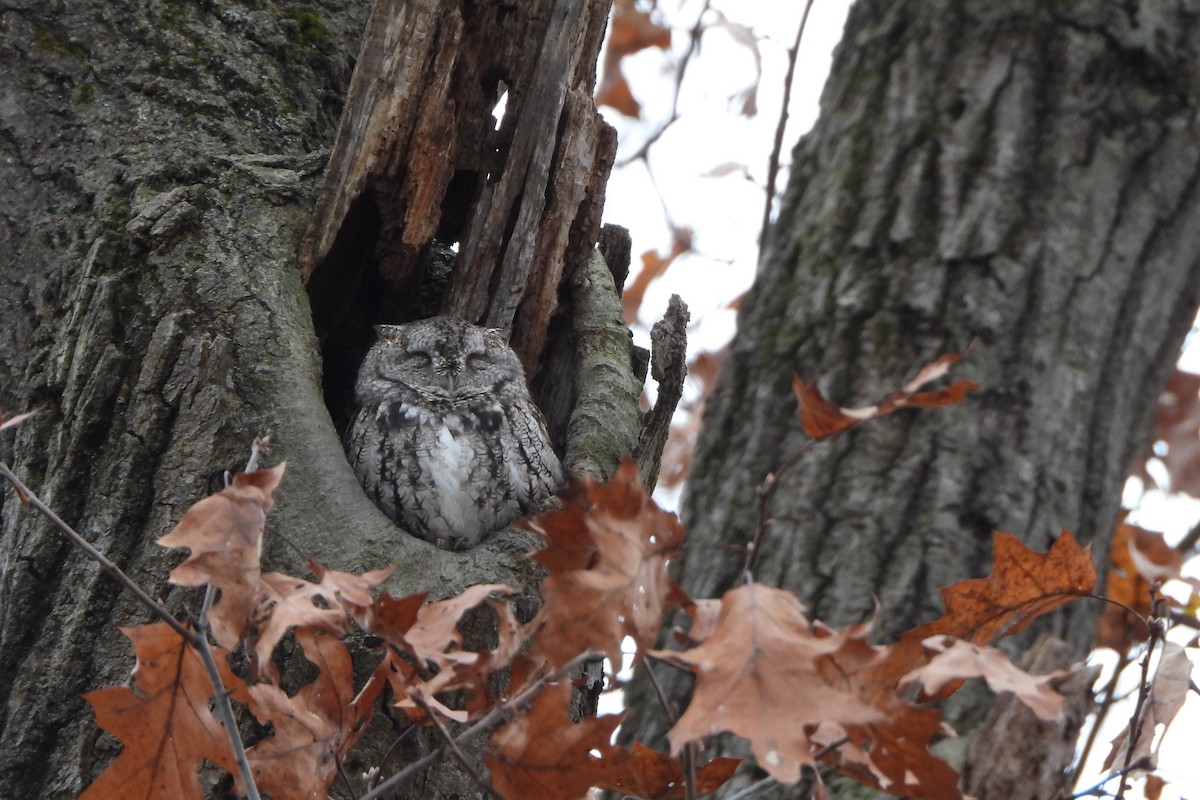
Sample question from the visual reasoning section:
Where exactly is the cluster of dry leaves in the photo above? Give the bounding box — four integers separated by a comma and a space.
81, 457, 1096, 800
51, 351, 1186, 800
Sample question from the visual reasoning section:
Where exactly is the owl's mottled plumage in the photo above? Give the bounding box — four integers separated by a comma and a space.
344, 316, 563, 549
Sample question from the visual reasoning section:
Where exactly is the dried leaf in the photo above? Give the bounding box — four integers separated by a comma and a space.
907, 530, 1095, 645
794, 348, 978, 439
903, 636, 1067, 720
240, 628, 380, 799
486, 681, 622, 800
653, 583, 882, 783
622, 234, 691, 324
596, 1, 672, 118
1096, 521, 1177, 651
81, 623, 244, 800
527, 457, 686, 668
158, 464, 286, 648
814, 634, 962, 798
253, 568, 381, 683
1136, 369, 1200, 497
1103, 641, 1193, 773
596, 742, 739, 800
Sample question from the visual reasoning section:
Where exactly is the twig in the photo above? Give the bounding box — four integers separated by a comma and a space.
196, 584, 261, 800
1072, 648, 1134, 788
722, 776, 775, 800
744, 442, 813, 575
1113, 588, 1165, 800
359, 651, 601, 800
759, 0, 816, 251
410, 692, 504, 800
643, 657, 682, 723
616, 0, 713, 167
1070, 755, 1153, 799
719, 737, 850, 800
0, 462, 195, 643
682, 740, 698, 800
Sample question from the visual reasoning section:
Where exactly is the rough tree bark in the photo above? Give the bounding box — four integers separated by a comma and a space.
626, 1, 1200, 797
0, 1, 640, 798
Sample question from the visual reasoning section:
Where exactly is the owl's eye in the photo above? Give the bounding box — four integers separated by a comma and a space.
466, 352, 491, 369
386, 350, 430, 371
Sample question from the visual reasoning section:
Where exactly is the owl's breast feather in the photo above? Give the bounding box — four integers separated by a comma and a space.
427, 418, 486, 541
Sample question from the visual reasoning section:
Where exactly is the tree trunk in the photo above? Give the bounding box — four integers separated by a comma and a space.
626, 0, 1200, 795
0, 1, 625, 798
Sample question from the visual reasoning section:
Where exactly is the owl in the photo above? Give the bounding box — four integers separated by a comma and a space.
344, 316, 564, 549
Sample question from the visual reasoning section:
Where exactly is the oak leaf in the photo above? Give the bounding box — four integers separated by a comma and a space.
594, 742, 739, 800
240, 628, 382, 799
158, 464, 285, 648
526, 458, 686, 668
793, 348, 978, 439
253, 563, 392, 683
907, 529, 1095, 645
595, 0, 671, 118
1135, 369, 1200, 497
652, 583, 882, 783
813, 631, 962, 798
902, 636, 1066, 720
486, 681, 622, 800
81, 622, 245, 800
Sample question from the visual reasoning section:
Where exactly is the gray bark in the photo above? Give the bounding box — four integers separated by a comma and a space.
626, 0, 1200, 796
0, 1, 630, 798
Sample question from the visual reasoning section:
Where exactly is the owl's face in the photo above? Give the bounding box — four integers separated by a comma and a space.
356, 316, 526, 404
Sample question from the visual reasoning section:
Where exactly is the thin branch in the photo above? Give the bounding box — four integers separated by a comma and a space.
1071, 755, 1154, 799
759, 0, 816, 251
0, 461, 196, 644
722, 776, 775, 800
682, 740, 698, 800
719, 737, 849, 800
359, 651, 601, 800
616, 0, 713, 168
1072, 648, 1135, 788
196, 584, 261, 800
744, 441, 813, 575
410, 691, 504, 800
643, 657, 682, 723
1113, 589, 1165, 800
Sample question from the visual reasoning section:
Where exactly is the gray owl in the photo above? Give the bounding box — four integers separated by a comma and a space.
344, 316, 564, 549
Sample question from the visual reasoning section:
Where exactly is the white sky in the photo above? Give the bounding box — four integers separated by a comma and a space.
597, 2, 1200, 798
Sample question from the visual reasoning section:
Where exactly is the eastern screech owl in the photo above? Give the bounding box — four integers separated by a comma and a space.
344, 316, 564, 549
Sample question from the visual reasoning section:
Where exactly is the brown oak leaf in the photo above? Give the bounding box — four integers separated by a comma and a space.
526, 457, 687, 669
906, 529, 1096, 645
240, 627, 383, 799
158, 464, 285, 648
81, 622, 246, 800
793, 348, 978, 439
1097, 520, 1182, 651
652, 583, 882, 783
902, 636, 1067, 720
253, 563, 392, 683
486, 681, 622, 800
